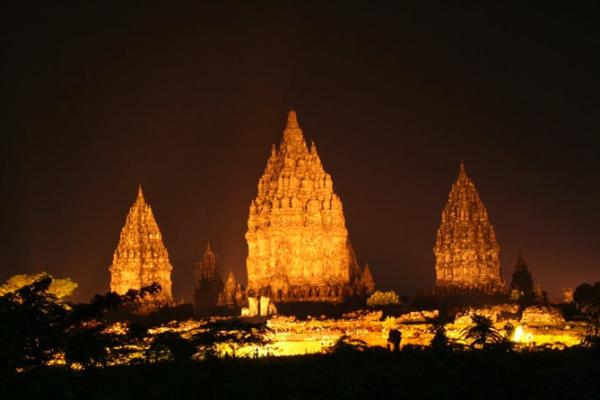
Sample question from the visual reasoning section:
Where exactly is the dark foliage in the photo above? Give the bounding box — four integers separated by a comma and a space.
0, 277, 68, 375
330, 335, 369, 354
5, 349, 600, 400
64, 326, 111, 368
193, 319, 271, 357
574, 282, 600, 349
461, 314, 504, 349
0, 276, 164, 375
558, 302, 579, 321
147, 332, 197, 363
574, 282, 600, 307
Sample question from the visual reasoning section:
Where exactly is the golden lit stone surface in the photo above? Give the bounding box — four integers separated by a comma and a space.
218, 271, 246, 308
133, 304, 584, 358
433, 161, 505, 293
245, 111, 374, 303
109, 186, 173, 302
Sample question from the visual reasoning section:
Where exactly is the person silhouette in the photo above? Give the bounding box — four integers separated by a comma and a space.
387, 329, 402, 352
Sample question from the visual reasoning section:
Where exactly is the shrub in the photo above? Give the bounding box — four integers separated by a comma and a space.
367, 291, 400, 307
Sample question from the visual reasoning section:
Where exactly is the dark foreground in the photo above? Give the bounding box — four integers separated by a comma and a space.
3, 349, 599, 400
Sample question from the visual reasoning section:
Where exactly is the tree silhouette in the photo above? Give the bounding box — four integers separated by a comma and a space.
64, 326, 111, 368
0, 272, 77, 299
330, 335, 369, 354
193, 319, 271, 358
461, 314, 503, 349
0, 276, 68, 374
0, 275, 165, 374
575, 282, 600, 349
147, 332, 197, 363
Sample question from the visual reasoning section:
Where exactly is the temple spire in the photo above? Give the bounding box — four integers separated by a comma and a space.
194, 241, 223, 314
459, 159, 467, 178
515, 250, 527, 271
510, 251, 534, 300
136, 184, 145, 203
282, 110, 305, 147
286, 110, 300, 130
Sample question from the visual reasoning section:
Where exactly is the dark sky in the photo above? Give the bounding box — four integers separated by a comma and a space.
3, 3, 600, 302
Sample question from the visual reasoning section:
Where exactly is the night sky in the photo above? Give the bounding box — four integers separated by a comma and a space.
3, 3, 600, 302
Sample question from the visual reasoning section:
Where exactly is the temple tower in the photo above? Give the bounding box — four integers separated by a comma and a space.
193, 243, 224, 313
218, 271, 246, 308
109, 185, 173, 301
245, 111, 374, 303
510, 251, 534, 301
433, 161, 505, 293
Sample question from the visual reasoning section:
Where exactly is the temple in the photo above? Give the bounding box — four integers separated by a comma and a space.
245, 110, 374, 303
433, 161, 505, 294
109, 185, 173, 303
510, 251, 534, 302
218, 271, 246, 308
193, 243, 224, 314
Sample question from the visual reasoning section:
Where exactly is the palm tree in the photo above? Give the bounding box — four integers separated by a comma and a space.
461, 314, 502, 349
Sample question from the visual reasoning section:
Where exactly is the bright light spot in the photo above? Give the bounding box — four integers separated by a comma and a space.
513, 325, 524, 342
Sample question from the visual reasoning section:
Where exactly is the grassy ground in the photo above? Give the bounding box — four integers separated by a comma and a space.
3, 348, 599, 400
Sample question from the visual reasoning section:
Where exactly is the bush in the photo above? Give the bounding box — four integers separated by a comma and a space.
367, 291, 400, 307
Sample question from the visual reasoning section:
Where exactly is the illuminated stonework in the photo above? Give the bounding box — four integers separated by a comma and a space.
358, 264, 376, 296
193, 243, 223, 313
218, 271, 246, 308
109, 186, 173, 302
433, 161, 505, 293
245, 111, 374, 303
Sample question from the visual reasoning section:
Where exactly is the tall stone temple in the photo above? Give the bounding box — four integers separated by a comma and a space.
193, 243, 224, 313
109, 186, 173, 302
245, 110, 374, 303
433, 161, 505, 294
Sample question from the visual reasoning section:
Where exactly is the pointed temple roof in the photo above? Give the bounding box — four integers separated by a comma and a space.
109, 186, 173, 300
515, 250, 528, 271
224, 271, 237, 290
195, 242, 219, 285
434, 161, 504, 293
286, 109, 300, 129
511, 250, 534, 295
360, 264, 376, 293
458, 158, 466, 177
202, 242, 216, 266
246, 111, 372, 302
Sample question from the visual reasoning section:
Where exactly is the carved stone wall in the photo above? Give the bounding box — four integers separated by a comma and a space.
433, 162, 505, 293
